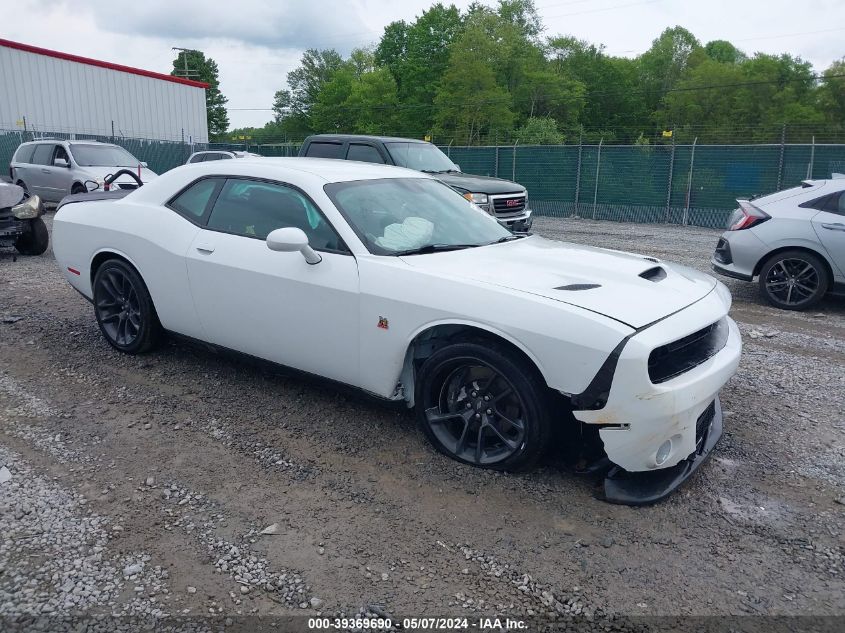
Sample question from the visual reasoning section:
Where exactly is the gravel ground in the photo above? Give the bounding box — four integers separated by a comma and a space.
0, 215, 843, 630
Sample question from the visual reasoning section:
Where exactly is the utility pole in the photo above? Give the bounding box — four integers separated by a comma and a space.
171, 47, 201, 80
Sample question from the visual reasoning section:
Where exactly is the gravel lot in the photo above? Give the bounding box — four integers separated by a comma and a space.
1, 215, 843, 629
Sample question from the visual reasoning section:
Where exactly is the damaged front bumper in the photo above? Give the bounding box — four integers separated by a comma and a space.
572, 288, 741, 504
602, 396, 723, 505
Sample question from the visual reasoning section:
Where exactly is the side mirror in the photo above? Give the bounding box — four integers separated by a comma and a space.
55, 158, 69, 168
140, 162, 148, 168
266, 227, 322, 265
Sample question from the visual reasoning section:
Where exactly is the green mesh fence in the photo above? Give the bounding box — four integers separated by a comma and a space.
441, 142, 845, 229
3, 128, 844, 230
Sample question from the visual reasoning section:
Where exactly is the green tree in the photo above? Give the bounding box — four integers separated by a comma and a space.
433, 54, 514, 144
376, 4, 464, 135
171, 50, 229, 138
818, 59, 845, 128
271, 49, 345, 136
515, 116, 565, 144
310, 50, 401, 135
638, 27, 701, 112
704, 40, 746, 64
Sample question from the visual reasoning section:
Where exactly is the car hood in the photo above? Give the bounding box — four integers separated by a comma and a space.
434, 172, 525, 195
399, 236, 717, 329
79, 166, 158, 183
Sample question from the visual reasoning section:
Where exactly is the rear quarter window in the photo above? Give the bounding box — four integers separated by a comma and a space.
14, 144, 37, 164
305, 142, 344, 159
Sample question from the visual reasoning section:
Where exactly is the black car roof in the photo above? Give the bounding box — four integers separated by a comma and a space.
304, 134, 428, 144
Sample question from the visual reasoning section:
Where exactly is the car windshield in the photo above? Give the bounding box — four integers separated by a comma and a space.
385, 142, 459, 173
324, 178, 513, 255
69, 144, 142, 167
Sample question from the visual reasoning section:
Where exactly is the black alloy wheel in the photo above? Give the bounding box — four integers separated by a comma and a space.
416, 341, 551, 471
93, 260, 161, 353
759, 250, 828, 310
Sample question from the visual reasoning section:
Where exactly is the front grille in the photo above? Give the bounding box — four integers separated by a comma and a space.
491, 193, 526, 217
695, 400, 716, 453
648, 318, 730, 384
713, 238, 732, 264
0, 208, 18, 237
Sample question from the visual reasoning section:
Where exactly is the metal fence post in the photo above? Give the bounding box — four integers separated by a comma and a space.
776, 123, 786, 191
683, 137, 698, 226
447, 140, 452, 158
574, 127, 583, 217
591, 138, 603, 220
512, 139, 519, 183
807, 136, 815, 179
494, 145, 500, 178
665, 132, 675, 223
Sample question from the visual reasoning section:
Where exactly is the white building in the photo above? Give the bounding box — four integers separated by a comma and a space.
0, 38, 209, 143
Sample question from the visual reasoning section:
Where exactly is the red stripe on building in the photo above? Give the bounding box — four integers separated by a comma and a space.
0, 38, 209, 89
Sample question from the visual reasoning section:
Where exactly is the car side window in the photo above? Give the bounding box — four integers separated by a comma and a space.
346, 144, 384, 164
30, 144, 54, 166
188, 154, 205, 163
206, 178, 346, 252
169, 178, 224, 221
832, 192, 845, 216
15, 145, 37, 164
54, 146, 70, 165
305, 142, 344, 159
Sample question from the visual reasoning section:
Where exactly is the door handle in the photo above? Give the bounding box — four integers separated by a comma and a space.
821, 223, 845, 231
195, 244, 215, 254
41, 169, 51, 174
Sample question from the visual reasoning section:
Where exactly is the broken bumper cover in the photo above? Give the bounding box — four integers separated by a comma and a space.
602, 396, 723, 505
572, 288, 741, 503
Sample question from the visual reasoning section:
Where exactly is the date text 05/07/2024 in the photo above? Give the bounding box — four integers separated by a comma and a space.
307, 617, 528, 630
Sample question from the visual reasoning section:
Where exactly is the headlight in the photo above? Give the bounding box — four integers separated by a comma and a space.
11, 195, 42, 220
462, 192, 489, 205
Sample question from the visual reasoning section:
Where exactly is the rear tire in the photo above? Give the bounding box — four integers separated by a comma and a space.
93, 259, 162, 354
14, 217, 49, 256
415, 341, 552, 472
758, 250, 828, 310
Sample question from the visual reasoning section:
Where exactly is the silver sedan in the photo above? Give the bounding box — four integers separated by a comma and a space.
711, 177, 845, 310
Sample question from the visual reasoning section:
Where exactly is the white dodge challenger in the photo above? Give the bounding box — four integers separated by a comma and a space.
53, 158, 741, 504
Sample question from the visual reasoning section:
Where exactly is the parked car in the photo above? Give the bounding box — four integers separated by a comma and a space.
186, 150, 262, 164
299, 135, 533, 232
52, 158, 740, 505
0, 182, 48, 255
10, 139, 157, 202
711, 178, 845, 310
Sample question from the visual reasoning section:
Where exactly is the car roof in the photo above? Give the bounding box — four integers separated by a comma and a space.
305, 134, 429, 145
23, 139, 114, 146
179, 156, 428, 183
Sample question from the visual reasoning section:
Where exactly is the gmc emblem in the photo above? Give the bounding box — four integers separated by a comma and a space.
505, 199, 520, 207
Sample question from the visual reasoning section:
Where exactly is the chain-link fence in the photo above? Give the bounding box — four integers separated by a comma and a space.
3, 128, 844, 229
443, 141, 845, 228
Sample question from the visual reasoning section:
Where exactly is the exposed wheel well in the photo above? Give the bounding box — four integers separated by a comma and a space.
71, 182, 86, 193
399, 324, 550, 406
753, 246, 834, 290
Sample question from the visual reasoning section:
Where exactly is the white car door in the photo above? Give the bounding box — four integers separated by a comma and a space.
185, 177, 360, 385
811, 191, 845, 277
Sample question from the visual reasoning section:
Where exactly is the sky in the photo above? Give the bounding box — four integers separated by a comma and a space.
6, 0, 845, 129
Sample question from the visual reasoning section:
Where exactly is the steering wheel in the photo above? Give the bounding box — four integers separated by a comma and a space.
104, 169, 144, 191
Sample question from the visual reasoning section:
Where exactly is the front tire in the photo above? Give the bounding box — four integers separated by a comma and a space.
14, 217, 49, 256
415, 341, 552, 472
759, 250, 829, 310
93, 259, 162, 354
